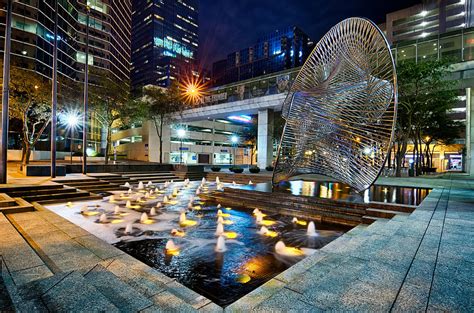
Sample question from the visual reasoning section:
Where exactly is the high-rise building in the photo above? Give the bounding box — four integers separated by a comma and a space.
0, 0, 131, 84
131, 0, 199, 90
382, 0, 473, 44
212, 26, 312, 86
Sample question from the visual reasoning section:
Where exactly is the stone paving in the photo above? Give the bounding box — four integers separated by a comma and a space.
0, 175, 473, 312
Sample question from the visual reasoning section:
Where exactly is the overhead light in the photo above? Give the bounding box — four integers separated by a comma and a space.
21, 50, 27, 55
227, 115, 252, 123
420, 10, 428, 17
420, 32, 428, 38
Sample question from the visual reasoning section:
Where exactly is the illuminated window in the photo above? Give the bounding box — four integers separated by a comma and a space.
76, 52, 94, 65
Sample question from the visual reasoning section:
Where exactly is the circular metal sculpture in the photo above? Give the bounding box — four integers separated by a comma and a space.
273, 18, 398, 192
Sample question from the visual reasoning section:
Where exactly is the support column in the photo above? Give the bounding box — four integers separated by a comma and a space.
467, 88, 474, 176
257, 109, 274, 169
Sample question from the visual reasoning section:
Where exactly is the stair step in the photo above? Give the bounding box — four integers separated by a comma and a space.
0, 184, 63, 193
0, 193, 17, 207
366, 208, 410, 219
0, 198, 34, 214
6, 187, 78, 197
37, 194, 102, 205
362, 215, 390, 225
23, 191, 91, 202
41, 272, 118, 312
84, 265, 153, 311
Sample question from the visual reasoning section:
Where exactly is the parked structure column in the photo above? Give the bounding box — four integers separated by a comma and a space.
467, 88, 474, 176
257, 109, 274, 169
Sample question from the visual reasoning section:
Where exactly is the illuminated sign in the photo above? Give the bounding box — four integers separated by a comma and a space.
154, 37, 193, 58
228, 115, 252, 123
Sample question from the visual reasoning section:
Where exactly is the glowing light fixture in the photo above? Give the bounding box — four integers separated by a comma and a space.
228, 115, 252, 123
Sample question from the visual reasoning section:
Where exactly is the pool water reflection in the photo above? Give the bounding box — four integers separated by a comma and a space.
237, 181, 431, 206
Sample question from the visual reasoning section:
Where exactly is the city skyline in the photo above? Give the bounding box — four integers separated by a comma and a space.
198, 0, 420, 69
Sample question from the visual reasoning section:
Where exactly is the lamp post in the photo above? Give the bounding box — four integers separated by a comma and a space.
177, 128, 186, 164
51, 0, 59, 178
82, 5, 90, 174
231, 135, 238, 166
63, 112, 80, 164
1, 0, 13, 184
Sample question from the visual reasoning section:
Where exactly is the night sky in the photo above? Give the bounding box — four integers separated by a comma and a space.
198, 0, 420, 69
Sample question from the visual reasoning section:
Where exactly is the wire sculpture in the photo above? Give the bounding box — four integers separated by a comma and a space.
272, 18, 398, 192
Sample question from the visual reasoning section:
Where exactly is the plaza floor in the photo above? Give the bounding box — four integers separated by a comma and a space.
0, 173, 473, 312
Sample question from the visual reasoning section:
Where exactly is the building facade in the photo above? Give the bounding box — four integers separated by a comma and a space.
131, 0, 198, 89
212, 26, 312, 86
382, 0, 473, 44
0, 0, 131, 83
0, 0, 132, 153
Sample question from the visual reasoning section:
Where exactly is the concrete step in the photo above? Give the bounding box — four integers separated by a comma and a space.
362, 215, 390, 225
0, 262, 14, 312
6, 187, 78, 197
84, 265, 153, 311
23, 191, 91, 202
39, 272, 119, 312
0, 198, 35, 214
366, 208, 411, 219
37, 194, 103, 205
0, 184, 63, 193
0, 193, 18, 207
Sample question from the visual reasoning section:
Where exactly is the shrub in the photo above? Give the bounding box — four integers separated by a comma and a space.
72, 151, 83, 156
211, 166, 221, 172
265, 165, 274, 171
249, 166, 260, 173
232, 167, 244, 173
95, 153, 105, 157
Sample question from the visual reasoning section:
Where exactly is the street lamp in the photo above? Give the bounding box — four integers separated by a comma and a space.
231, 135, 238, 166
177, 128, 186, 164
61, 110, 81, 164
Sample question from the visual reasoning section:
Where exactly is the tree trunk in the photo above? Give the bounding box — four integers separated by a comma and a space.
159, 120, 163, 164
21, 145, 32, 170
104, 126, 111, 165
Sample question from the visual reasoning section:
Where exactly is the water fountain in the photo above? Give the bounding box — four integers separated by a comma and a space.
114, 205, 120, 214
127, 188, 132, 195
163, 196, 169, 203
80, 205, 89, 214
215, 235, 227, 252
307, 221, 317, 237
99, 213, 108, 223
148, 181, 153, 187
217, 209, 230, 217
171, 229, 185, 237
196, 189, 201, 195
172, 188, 178, 197
232, 181, 237, 186
165, 239, 179, 255
138, 181, 144, 190
187, 202, 193, 209
215, 222, 224, 236
217, 204, 222, 209
150, 207, 157, 216
145, 192, 150, 198
275, 241, 304, 257
126, 200, 132, 208
140, 212, 149, 224
202, 177, 206, 184
156, 202, 162, 209
249, 180, 253, 185
216, 177, 220, 184
292, 217, 307, 226
66, 201, 73, 207
124, 223, 133, 234
109, 195, 116, 203
179, 212, 197, 226
124, 182, 130, 188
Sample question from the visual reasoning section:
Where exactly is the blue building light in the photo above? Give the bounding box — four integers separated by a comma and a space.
228, 115, 252, 123
154, 37, 193, 58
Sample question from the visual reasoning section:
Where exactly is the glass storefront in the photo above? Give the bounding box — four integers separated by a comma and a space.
170, 152, 198, 164
214, 153, 232, 165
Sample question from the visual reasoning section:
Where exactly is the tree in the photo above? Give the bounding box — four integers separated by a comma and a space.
89, 70, 133, 164
7, 67, 51, 169
242, 119, 257, 165
142, 83, 184, 164
394, 60, 458, 176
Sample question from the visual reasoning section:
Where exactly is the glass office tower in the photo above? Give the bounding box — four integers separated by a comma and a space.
131, 0, 199, 89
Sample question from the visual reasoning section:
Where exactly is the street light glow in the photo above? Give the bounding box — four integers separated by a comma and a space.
180, 75, 208, 104
61, 109, 81, 129
177, 128, 186, 138
231, 135, 238, 144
